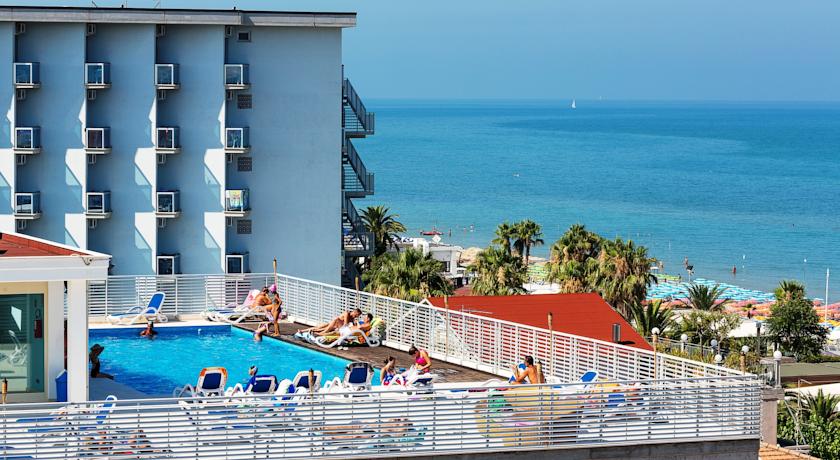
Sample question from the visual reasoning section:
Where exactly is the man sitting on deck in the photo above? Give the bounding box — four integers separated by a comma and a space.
298, 308, 361, 337
511, 356, 538, 384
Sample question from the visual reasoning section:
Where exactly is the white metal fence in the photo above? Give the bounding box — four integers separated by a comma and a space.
1, 379, 758, 459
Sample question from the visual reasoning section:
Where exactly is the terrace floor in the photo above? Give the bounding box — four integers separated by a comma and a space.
236, 321, 497, 383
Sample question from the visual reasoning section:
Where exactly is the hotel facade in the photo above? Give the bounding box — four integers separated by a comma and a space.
0, 6, 374, 286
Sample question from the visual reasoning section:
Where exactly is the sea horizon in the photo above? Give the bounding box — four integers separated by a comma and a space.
358, 99, 840, 300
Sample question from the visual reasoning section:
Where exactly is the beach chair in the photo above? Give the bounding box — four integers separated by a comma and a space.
174, 367, 228, 398
343, 362, 374, 391
203, 289, 266, 324
106, 292, 167, 325
15, 395, 118, 436
228, 375, 278, 396
178, 400, 272, 442
314, 317, 385, 349
292, 370, 322, 393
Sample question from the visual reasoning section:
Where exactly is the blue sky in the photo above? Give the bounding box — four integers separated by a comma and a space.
12, 0, 840, 101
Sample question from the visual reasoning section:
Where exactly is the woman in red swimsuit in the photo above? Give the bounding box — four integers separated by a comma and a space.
408, 346, 432, 374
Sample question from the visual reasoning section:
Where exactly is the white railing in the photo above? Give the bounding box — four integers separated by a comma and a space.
88, 273, 749, 382
0, 379, 759, 459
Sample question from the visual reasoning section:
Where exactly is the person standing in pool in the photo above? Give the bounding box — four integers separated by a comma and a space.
89, 344, 114, 379
140, 321, 158, 338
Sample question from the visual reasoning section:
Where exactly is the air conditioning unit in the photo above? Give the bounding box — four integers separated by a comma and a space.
224, 25, 233, 37
86, 23, 96, 36
16, 89, 26, 101
156, 24, 166, 37
225, 253, 249, 274
157, 89, 166, 101
15, 23, 25, 35
87, 89, 97, 101
157, 254, 180, 275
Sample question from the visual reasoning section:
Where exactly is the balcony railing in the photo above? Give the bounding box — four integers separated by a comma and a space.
85, 127, 111, 154
343, 78, 375, 137
342, 192, 373, 257
155, 127, 180, 154
13, 62, 39, 88
224, 64, 249, 89
155, 64, 179, 89
85, 63, 110, 89
13, 127, 41, 154
13, 192, 40, 219
224, 189, 250, 216
85, 191, 111, 218
224, 127, 249, 153
77, 272, 760, 458
156, 191, 180, 218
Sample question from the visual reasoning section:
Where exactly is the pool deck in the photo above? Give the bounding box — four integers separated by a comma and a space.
236, 321, 497, 383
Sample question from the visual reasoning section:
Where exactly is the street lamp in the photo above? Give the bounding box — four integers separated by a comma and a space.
651, 327, 660, 381
680, 333, 688, 353
710, 339, 719, 358
714, 354, 723, 365
773, 350, 783, 388
740, 345, 750, 373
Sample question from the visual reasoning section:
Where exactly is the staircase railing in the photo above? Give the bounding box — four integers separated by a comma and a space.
342, 137, 374, 195
343, 78, 375, 135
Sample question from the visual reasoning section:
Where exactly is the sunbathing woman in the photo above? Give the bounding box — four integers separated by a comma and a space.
408, 346, 432, 374
298, 308, 361, 336
381, 356, 397, 385
511, 356, 538, 384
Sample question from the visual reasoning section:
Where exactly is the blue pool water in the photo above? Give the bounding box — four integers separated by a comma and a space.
89, 326, 378, 396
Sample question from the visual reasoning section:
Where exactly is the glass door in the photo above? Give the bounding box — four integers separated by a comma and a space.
0, 294, 45, 393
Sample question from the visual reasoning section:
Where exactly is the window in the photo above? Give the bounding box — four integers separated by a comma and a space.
225, 190, 249, 212
15, 127, 38, 149
86, 192, 110, 214
226, 254, 248, 274
237, 219, 252, 234
157, 255, 180, 275
85, 63, 109, 86
156, 191, 180, 214
14, 193, 39, 214
237, 156, 252, 172
156, 127, 178, 149
224, 64, 248, 86
237, 31, 251, 42
0, 294, 45, 393
226, 128, 246, 149
13, 62, 38, 85
86, 128, 109, 149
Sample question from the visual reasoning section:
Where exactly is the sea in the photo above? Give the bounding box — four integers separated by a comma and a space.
355, 100, 840, 301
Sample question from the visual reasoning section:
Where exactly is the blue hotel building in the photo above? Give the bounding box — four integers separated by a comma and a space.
0, 6, 374, 286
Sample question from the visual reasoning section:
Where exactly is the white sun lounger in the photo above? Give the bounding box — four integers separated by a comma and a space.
106, 292, 167, 325
203, 289, 267, 324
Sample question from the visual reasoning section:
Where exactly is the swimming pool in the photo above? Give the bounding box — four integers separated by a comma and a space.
89, 326, 378, 396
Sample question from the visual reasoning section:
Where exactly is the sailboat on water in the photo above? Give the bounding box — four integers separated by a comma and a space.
571, 98, 577, 109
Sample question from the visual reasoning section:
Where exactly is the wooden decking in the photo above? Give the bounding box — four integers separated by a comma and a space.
235, 321, 496, 383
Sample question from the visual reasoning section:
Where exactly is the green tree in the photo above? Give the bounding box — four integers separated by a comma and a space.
766, 296, 828, 360
630, 299, 675, 337
546, 224, 602, 293
361, 205, 407, 257
775, 280, 807, 302
491, 222, 517, 256
679, 310, 741, 347
589, 238, 657, 318
797, 390, 840, 422
470, 246, 528, 296
680, 284, 731, 312
513, 219, 544, 265
363, 249, 452, 302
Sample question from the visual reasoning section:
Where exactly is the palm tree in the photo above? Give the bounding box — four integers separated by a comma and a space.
546, 224, 602, 293
492, 222, 516, 256
361, 205, 407, 257
513, 219, 544, 265
470, 246, 528, 296
363, 248, 453, 302
630, 300, 675, 337
775, 280, 806, 302
679, 283, 731, 312
590, 238, 657, 319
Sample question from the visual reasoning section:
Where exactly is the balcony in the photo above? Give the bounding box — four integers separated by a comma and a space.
224, 189, 249, 217
85, 128, 111, 154
13, 62, 40, 89
14, 192, 40, 219
13, 127, 41, 154
156, 191, 180, 218
224, 127, 249, 154
85, 192, 112, 219
85, 63, 111, 89
156, 254, 180, 275
155, 64, 179, 90
342, 78, 375, 137
225, 253, 249, 274
155, 127, 180, 154
224, 64, 249, 90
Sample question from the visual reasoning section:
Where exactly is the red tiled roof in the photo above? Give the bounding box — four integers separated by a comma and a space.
0, 232, 83, 257
427, 293, 652, 350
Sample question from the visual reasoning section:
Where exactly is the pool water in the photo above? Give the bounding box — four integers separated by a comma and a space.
89, 326, 379, 396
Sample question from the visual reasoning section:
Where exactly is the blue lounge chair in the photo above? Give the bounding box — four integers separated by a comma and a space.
343, 362, 373, 391
228, 374, 278, 396
107, 292, 167, 325
292, 370, 322, 393
174, 367, 228, 397
16, 395, 118, 435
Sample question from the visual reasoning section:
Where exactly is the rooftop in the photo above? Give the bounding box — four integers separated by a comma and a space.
0, 231, 85, 257
427, 292, 652, 350
0, 6, 356, 28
